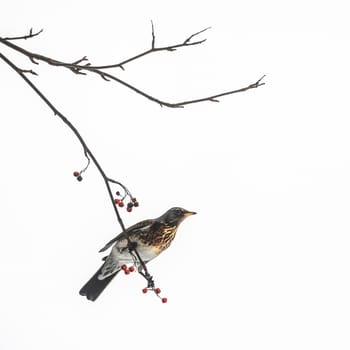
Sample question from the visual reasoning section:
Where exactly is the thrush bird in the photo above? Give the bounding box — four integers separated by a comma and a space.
79, 207, 196, 301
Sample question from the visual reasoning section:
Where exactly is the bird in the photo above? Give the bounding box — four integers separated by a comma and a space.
79, 207, 196, 301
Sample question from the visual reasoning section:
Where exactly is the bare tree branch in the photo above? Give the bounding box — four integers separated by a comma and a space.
0, 51, 127, 231
0, 26, 265, 108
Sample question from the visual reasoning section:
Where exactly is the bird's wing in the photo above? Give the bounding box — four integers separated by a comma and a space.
98, 219, 154, 252
98, 236, 119, 253
98, 247, 126, 279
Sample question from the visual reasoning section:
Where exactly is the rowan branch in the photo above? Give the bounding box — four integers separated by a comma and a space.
0, 26, 265, 108
0, 51, 127, 232
0, 26, 265, 300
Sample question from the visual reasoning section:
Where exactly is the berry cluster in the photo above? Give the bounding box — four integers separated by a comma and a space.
114, 192, 139, 213
73, 171, 138, 213
72, 155, 90, 182
121, 264, 167, 303
121, 264, 135, 275
73, 171, 83, 182
142, 286, 168, 303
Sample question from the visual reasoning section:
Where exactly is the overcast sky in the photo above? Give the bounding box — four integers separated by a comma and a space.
1, 1, 350, 349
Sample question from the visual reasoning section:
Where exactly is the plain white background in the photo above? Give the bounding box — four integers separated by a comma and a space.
1, 1, 349, 349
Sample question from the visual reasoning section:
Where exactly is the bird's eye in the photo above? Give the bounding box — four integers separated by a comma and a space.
176, 208, 183, 215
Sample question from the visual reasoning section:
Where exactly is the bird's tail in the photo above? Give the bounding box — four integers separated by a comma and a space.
79, 263, 120, 301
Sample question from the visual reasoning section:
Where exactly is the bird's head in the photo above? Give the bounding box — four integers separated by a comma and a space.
159, 207, 197, 226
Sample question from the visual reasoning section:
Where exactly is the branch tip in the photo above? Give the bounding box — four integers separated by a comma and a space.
21, 68, 38, 76
151, 20, 155, 49
257, 74, 266, 84
3, 28, 44, 41
251, 75, 266, 88
184, 26, 211, 45
72, 56, 88, 65
29, 57, 39, 65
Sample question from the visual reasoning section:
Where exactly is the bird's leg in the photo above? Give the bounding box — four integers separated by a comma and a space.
138, 270, 155, 288
127, 240, 155, 288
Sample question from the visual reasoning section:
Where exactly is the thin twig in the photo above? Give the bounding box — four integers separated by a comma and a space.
183, 26, 210, 45
20, 68, 38, 76
3, 28, 44, 41
151, 20, 156, 49
169, 75, 266, 107
82, 23, 209, 69
72, 56, 89, 65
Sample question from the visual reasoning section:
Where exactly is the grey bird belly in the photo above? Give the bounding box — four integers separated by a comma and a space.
98, 240, 160, 280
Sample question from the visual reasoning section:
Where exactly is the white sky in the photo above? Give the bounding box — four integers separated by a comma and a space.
1, 1, 350, 349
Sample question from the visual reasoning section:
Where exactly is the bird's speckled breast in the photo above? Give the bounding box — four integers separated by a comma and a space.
136, 223, 178, 251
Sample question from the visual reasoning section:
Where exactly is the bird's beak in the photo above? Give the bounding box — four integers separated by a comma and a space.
184, 210, 197, 217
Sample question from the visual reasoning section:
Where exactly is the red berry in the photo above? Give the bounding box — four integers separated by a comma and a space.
73, 171, 80, 177
155, 288, 161, 294
118, 202, 124, 207
124, 269, 130, 275
116, 191, 121, 196
142, 288, 148, 294
133, 201, 139, 207
121, 264, 127, 271
161, 297, 168, 303
127, 207, 132, 213
128, 266, 135, 272
132, 197, 137, 203
114, 198, 121, 204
